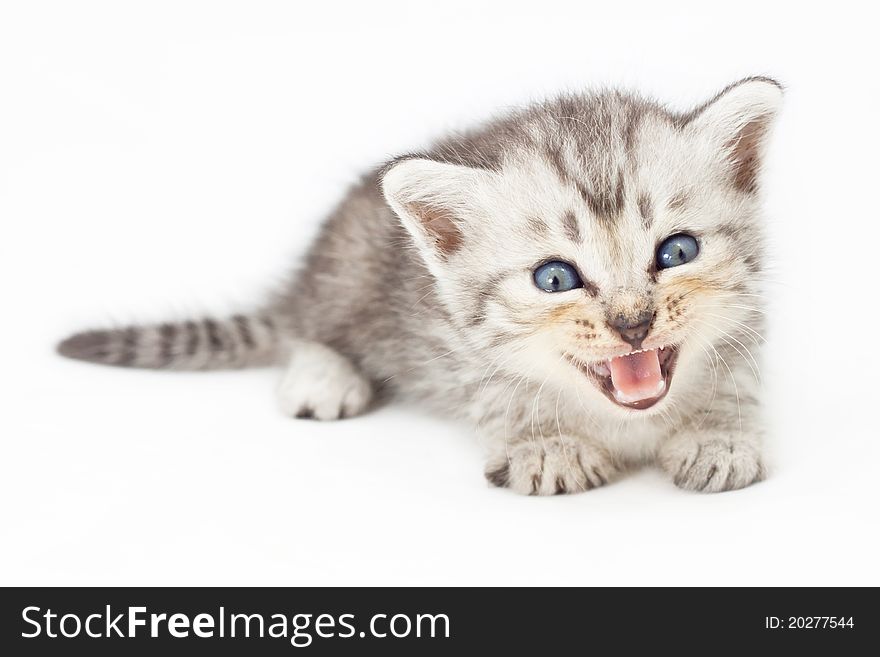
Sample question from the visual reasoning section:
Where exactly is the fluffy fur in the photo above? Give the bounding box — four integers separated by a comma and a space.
58, 77, 782, 494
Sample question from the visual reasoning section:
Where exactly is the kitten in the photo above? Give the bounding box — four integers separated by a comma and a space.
58, 77, 781, 495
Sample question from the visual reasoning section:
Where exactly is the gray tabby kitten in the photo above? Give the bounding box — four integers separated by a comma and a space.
59, 77, 781, 495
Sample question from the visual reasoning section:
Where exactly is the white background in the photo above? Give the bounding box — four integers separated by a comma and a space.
1, 1, 878, 586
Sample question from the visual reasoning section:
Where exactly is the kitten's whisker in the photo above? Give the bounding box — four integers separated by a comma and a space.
657, 405, 675, 432
703, 312, 767, 345
477, 347, 518, 396
708, 341, 743, 433
692, 317, 763, 387
690, 335, 720, 430
705, 300, 767, 315
553, 389, 585, 491
551, 386, 587, 488
718, 334, 762, 386
381, 345, 471, 383
571, 376, 600, 433
502, 374, 529, 468
706, 314, 767, 338
531, 369, 556, 456
409, 290, 436, 313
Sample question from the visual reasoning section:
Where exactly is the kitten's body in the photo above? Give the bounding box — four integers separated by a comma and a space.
59, 78, 780, 494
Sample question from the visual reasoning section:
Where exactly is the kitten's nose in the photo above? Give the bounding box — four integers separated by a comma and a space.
608, 310, 655, 351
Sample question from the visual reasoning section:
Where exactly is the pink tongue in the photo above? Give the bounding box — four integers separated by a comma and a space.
608, 349, 664, 404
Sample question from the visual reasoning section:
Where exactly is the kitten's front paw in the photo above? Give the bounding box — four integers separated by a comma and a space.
659, 431, 765, 493
277, 342, 373, 421
485, 436, 617, 495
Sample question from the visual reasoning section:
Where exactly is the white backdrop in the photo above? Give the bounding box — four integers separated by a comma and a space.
1, 0, 878, 585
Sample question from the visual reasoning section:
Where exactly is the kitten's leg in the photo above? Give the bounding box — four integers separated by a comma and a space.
475, 382, 618, 495
484, 435, 618, 495
276, 340, 373, 420
658, 363, 765, 493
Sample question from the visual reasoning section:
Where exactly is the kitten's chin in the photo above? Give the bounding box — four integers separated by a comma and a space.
566, 346, 680, 412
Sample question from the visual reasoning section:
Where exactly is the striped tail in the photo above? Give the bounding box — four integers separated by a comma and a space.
56, 314, 281, 371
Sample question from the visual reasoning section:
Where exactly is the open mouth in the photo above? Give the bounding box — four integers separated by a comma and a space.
568, 346, 680, 410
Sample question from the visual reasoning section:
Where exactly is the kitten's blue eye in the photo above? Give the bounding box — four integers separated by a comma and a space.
656, 233, 699, 269
533, 261, 583, 292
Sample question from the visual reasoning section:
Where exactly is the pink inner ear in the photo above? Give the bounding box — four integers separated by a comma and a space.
728, 116, 770, 194
405, 201, 463, 257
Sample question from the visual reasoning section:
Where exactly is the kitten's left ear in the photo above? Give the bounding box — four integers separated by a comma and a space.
689, 76, 783, 193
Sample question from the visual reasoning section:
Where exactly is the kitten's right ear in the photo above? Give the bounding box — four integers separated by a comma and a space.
381, 158, 491, 261
688, 77, 783, 194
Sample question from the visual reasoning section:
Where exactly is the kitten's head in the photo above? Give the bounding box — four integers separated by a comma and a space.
382, 78, 781, 416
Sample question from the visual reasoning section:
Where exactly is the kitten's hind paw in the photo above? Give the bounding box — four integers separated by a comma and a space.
276, 341, 373, 421
659, 431, 765, 493
485, 436, 617, 495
